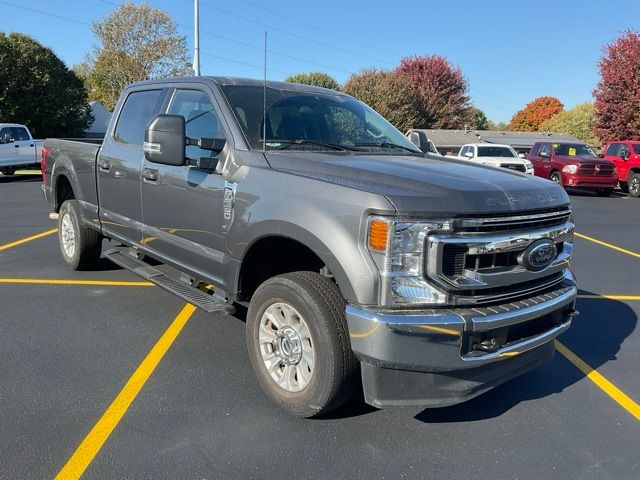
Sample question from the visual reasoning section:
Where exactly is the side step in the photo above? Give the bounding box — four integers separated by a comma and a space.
104, 247, 234, 314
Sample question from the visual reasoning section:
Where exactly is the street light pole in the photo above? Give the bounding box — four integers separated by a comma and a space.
192, 0, 200, 76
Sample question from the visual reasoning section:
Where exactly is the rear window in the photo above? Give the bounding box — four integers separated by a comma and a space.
114, 89, 163, 145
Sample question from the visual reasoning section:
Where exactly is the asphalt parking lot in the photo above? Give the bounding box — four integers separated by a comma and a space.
1, 173, 639, 480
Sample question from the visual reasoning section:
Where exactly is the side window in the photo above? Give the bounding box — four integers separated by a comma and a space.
0, 127, 12, 143
168, 89, 223, 160
530, 144, 541, 156
114, 89, 163, 145
11, 127, 30, 141
605, 143, 620, 156
539, 144, 551, 157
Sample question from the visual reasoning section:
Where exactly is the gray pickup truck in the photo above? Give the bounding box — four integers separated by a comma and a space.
42, 77, 578, 417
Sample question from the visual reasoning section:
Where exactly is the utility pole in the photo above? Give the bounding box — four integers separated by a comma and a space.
192, 0, 200, 76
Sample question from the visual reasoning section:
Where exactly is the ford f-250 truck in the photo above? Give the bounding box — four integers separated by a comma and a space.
0, 123, 44, 175
42, 77, 578, 417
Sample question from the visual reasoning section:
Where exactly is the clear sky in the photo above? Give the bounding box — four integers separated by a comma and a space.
2, 0, 639, 122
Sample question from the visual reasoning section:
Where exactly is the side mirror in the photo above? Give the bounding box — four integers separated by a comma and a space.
621, 151, 629, 160
540, 150, 550, 158
408, 130, 430, 153
597, 153, 604, 158
464, 151, 474, 158
144, 114, 186, 166
2, 132, 13, 144
518, 153, 525, 158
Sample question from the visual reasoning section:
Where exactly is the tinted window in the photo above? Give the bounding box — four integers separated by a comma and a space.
477, 146, 516, 157
530, 144, 541, 156
114, 90, 162, 145
0, 127, 12, 143
11, 127, 30, 141
633, 144, 640, 155
168, 89, 223, 160
552, 143, 596, 156
540, 144, 551, 157
605, 143, 620, 156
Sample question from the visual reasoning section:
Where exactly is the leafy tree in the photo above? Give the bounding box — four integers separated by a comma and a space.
85, 1, 190, 110
487, 120, 509, 131
0, 32, 91, 137
342, 68, 423, 132
396, 55, 471, 129
540, 102, 599, 146
285, 72, 340, 90
593, 30, 640, 142
467, 107, 489, 130
508, 96, 563, 131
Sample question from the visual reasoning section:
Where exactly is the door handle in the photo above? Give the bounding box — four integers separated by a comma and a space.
29, 144, 34, 147
98, 159, 111, 171
14, 144, 19, 148
142, 168, 158, 182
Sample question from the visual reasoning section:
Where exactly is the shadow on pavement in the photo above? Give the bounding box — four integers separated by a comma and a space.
0, 174, 41, 184
414, 290, 636, 423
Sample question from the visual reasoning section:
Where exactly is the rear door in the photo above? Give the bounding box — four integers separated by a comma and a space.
141, 85, 228, 284
97, 88, 165, 244
11, 126, 37, 165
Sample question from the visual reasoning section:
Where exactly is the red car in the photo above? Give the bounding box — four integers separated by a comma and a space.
527, 141, 618, 196
602, 140, 640, 197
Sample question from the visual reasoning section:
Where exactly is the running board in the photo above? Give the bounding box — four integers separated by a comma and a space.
104, 247, 234, 314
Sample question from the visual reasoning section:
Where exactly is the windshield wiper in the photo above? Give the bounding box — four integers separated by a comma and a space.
260, 139, 363, 152
354, 142, 420, 153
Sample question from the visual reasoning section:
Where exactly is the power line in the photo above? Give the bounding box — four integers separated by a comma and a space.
199, 1, 396, 66
0, 0, 91, 26
233, 0, 404, 59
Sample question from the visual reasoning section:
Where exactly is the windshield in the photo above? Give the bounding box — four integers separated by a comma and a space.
219, 85, 421, 154
553, 143, 596, 156
477, 146, 516, 158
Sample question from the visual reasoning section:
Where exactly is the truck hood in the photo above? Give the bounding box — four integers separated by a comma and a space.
265, 152, 568, 215
556, 155, 611, 165
471, 156, 526, 166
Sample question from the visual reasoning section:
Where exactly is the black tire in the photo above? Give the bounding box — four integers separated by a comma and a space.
595, 188, 614, 197
58, 200, 103, 270
628, 172, 640, 198
550, 171, 562, 185
246, 271, 358, 417
1, 167, 16, 176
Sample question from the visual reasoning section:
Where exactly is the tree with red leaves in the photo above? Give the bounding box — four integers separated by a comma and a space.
396, 55, 471, 129
508, 97, 564, 131
593, 30, 640, 142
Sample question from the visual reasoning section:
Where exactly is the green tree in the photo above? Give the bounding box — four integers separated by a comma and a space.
467, 107, 489, 130
0, 32, 91, 137
540, 102, 599, 146
285, 72, 340, 90
487, 120, 509, 131
85, 2, 190, 110
342, 68, 423, 132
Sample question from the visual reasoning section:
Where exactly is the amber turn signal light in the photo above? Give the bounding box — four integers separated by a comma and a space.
369, 219, 390, 252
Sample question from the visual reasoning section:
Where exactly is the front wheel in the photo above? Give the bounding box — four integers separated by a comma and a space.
58, 200, 103, 270
628, 172, 640, 197
550, 171, 562, 185
246, 272, 358, 417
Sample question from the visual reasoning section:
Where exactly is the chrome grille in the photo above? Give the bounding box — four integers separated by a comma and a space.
578, 163, 614, 176
427, 207, 573, 305
500, 163, 526, 172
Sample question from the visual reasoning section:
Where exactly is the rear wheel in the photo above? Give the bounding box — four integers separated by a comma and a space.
0, 167, 16, 176
58, 200, 103, 270
550, 171, 562, 185
595, 188, 613, 197
246, 271, 358, 417
628, 172, 640, 197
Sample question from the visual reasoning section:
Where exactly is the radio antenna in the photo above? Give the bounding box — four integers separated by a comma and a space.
262, 30, 267, 152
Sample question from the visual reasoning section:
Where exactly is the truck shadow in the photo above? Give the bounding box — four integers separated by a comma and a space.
413, 291, 637, 423
0, 174, 41, 184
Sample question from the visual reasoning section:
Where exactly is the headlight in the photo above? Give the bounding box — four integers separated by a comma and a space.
524, 160, 534, 171
367, 216, 450, 306
562, 165, 578, 174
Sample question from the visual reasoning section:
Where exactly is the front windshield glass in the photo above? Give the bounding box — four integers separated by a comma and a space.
553, 143, 596, 156
220, 84, 421, 154
477, 146, 516, 157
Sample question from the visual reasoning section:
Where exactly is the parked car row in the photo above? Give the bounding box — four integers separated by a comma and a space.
406, 129, 639, 198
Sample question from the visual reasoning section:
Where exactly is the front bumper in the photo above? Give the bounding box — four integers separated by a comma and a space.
562, 172, 617, 189
346, 272, 577, 408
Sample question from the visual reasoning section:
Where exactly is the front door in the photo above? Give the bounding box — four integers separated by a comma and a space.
11, 126, 36, 166
0, 126, 20, 167
141, 87, 228, 285
97, 88, 164, 243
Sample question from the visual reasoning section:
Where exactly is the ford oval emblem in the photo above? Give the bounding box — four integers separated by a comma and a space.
518, 239, 557, 271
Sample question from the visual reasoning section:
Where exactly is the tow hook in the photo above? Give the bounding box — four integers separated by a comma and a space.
567, 309, 580, 319
473, 338, 501, 353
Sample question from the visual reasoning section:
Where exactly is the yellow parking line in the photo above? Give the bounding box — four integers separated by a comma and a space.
55, 303, 196, 480
0, 228, 58, 252
577, 294, 640, 301
0, 278, 152, 287
575, 232, 640, 259
555, 340, 640, 422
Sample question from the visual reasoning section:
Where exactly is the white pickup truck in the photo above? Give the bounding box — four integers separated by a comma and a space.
449, 143, 534, 174
0, 123, 44, 175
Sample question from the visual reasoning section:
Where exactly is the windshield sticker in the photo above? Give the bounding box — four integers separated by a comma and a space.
568, 148, 576, 156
